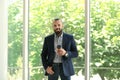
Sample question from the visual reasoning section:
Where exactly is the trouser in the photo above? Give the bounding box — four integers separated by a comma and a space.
48, 63, 70, 80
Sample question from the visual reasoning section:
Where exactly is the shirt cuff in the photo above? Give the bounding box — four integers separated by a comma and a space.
64, 52, 68, 57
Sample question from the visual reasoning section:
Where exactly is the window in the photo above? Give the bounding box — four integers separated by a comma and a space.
8, 0, 120, 80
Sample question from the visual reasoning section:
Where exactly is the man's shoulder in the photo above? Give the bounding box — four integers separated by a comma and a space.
63, 33, 73, 38
45, 33, 54, 39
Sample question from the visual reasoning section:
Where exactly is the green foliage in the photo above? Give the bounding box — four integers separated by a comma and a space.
8, 0, 23, 67
91, 0, 120, 79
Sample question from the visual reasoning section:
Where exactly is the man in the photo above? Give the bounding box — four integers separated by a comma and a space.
41, 18, 78, 80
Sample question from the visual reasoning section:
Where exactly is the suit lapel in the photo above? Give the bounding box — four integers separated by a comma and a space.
62, 33, 66, 49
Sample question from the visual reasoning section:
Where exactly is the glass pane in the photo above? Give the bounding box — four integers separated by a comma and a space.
29, 0, 85, 80
91, 0, 120, 80
8, 0, 23, 80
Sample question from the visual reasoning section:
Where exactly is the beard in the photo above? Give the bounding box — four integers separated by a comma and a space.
54, 29, 62, 36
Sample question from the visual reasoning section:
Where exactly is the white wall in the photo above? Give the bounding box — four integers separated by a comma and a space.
0, 0, 8, 80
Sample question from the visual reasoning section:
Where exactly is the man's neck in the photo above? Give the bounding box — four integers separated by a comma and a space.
55, 31, 63, 37
56, 31, 63, 37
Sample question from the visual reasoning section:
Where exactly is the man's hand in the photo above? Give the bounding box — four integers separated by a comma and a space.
46, 66, 54, 75
56, 48, 66, 56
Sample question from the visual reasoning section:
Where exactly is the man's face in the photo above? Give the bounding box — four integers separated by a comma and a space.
52, 20, 63, 35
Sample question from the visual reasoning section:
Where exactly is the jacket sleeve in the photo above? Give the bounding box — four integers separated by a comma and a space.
41, 37, 48, 70
63, 36, 78, 59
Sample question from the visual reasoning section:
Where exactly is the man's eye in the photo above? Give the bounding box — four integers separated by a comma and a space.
54, 25, 56, 27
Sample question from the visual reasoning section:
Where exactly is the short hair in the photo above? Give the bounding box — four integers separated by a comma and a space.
53, 18, 62, 23
54, 18, 61, 21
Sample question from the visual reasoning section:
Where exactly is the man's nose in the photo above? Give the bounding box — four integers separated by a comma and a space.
56, 25, 59, 28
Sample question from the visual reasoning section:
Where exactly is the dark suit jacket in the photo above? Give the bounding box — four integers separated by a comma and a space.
41, 32, 78, 76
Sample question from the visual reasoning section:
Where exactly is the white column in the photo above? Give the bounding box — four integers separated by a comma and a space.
85, 0, 90, 80
0, 0, 8, 80
23, 0, 29, 80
